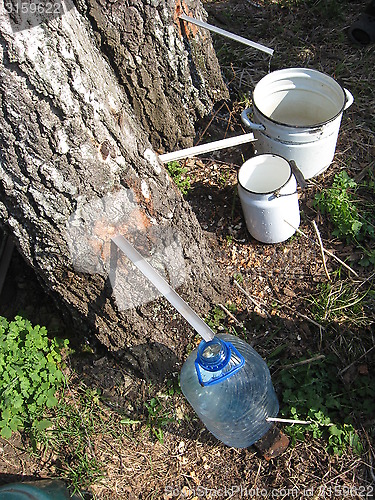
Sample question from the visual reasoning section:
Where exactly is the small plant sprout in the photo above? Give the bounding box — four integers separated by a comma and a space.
314, 170, 375, 244
166, 161, 191, 195
121, 376, 181, 445
314, 171, 362, 242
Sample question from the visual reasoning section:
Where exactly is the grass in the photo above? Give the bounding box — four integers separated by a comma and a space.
36, 373, 181, 498
309, 165, 375, 337
31, 383, 107, 497
308, 278, 373, 328
166, 161, 191, 195
314, 170, 375, 247
0, 314, 183, 497
30, 373, 184, 497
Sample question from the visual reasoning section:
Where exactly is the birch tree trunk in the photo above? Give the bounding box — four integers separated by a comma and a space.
80, 0, 228, 150
0, 0, 229, 379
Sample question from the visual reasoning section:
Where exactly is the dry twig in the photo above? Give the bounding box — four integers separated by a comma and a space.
312, 220, 331, 281
233, 279, 271, 318
281, 354, 326, 370
218, 303, 244, 328
284, 220, 359, 277
272, 295, 325, 330
338, 345, 375, 376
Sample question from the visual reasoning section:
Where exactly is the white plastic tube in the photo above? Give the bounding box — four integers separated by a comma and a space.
179, 14, 274, 56
267, 417, 312, 425
111, 235, 215, 342
159, 133, 256, 163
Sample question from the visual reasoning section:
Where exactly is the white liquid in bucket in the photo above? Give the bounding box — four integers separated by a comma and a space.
238, 155, 291, 193
258, 88, 344, 127
241, 68, 354, 179
237, 155, 300, 244
254, 71, 346, 127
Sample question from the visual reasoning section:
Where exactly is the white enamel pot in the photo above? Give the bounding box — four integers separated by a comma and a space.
241, 68, 354, 180
237, 154, 300, 244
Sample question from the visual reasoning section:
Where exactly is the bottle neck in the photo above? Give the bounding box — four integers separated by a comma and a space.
196, 337, 231, 372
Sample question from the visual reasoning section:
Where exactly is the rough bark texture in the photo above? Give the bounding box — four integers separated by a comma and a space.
0, 1, 229, 379
77, 0, 229, 150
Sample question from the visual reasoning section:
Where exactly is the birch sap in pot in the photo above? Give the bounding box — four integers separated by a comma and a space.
241, 68, 354, 179
237, 154, 300, 243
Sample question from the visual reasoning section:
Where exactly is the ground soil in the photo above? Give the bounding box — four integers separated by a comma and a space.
1, 1, 374, 499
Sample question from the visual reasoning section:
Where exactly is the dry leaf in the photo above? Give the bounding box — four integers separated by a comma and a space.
283, 287, 297, 298
358, 364, 369, 375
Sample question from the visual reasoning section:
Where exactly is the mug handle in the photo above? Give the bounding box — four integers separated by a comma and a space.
241, 108, 266, 131
290, 160, 307, 189
344, 88, 354, 110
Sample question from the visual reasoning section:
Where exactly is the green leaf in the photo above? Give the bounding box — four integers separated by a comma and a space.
151, 427, 164, 443
29, 372, 41, 383
13, 396, 23, 409
329, 425, 344, 437
35, 419, 53, 431
269, 344, 287, 358
36, 394, 46, 406
1, 426, 12, 439
9, 416, 22, 431
46, 395, 58, 408
1, 408, 11, 421
351, 220, 362, 234
121, 418, 141, 425
28, 403, 36, 414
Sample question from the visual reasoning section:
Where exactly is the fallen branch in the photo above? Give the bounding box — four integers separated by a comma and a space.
312, 220, 331, 281
218, 303, 244, 328
233, 279, 271, 319
281, 354, 326, 370
284, 220, 359, 277
271, 296, 325, 330
338, 345, 375, 376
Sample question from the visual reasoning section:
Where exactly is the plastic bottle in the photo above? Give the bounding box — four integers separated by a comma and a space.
180, 333, 279, 448
0, 480, 81, 500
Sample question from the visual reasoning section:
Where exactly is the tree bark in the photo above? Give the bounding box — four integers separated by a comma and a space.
79, 0, 228, 151
0, 0, 229, 379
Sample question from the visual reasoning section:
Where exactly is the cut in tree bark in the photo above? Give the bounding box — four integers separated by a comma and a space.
78, 0, 228, 151
0, 0, 229, 379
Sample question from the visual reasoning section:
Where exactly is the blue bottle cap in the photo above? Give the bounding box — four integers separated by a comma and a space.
195, 337, 245, 386
196, 337, 231, 372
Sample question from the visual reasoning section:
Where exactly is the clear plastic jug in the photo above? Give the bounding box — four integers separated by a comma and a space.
180, 333, 279, 448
